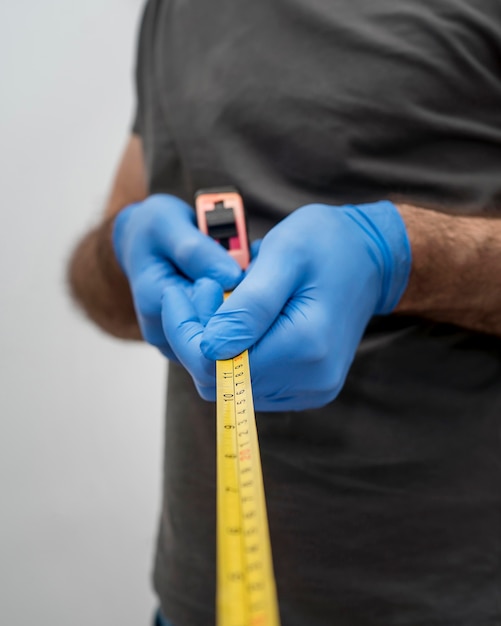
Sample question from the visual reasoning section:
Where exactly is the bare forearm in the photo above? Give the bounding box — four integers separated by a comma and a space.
67, 216, 142, 339
395, 204, 501, 336
67, 135, 147, 339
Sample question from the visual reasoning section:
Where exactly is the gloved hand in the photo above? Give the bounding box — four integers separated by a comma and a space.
112, 194, 243, 360
162, 201, 411, 410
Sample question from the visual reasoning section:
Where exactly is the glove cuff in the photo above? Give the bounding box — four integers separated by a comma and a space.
348, 201, 412, 315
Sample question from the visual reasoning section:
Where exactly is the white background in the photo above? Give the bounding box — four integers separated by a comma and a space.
0, 1, 166, 624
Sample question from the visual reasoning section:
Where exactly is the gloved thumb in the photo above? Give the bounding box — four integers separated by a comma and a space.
200, 240, 300, 360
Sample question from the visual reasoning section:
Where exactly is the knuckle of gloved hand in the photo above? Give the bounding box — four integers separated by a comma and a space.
295, 328, 330, 364
139, 321, 165, 348
133, 276, 162, 318
291, 202, 327, 225
303, 392, 336, 411
192, 362, 216, 401
148, 192, 184, 214
190, 359, 215, 390
196, 383, 216, 402
295, 204, 338, 240
263, 226, 300, 258
172, 322, 204, 350
240, 286, 280, 325
158, 344, 177, 361
140, 195, 185, 239
132, 196, 157, 227
312, 365, 345, 403
171, 234, 203, 271
296, 203, 326, 218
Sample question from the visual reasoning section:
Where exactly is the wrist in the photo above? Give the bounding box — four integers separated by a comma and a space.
346, 201, 412, 315
394, 204, 483, 314
67, 216, 141, 339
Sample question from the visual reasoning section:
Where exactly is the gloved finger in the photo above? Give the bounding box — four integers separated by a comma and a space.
200, 237, 303, 360
131, 262, 181, 319
161, 284, 216, 394
130, 261, 190, 360
136, 315, 179, 362
192, 382, 216, 403
157, 343, 180, 362
150, 196, 243, 291
192, 278, 225, 326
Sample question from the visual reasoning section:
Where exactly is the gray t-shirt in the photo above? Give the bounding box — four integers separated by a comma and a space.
132, 1, 501, 624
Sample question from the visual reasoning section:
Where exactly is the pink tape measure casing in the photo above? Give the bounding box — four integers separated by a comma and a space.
195, 188, 250, 271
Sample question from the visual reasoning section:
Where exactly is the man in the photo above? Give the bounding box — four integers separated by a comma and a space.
68, 1, 501, 624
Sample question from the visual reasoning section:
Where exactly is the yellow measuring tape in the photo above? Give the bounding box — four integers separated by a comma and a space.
194, 186, 280, 625
216, 350, 281, 626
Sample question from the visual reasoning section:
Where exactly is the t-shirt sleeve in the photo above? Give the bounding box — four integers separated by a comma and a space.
131, 0, 158, 136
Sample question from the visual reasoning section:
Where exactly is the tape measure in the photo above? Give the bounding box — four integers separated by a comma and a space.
195, 188, 281, 626
216, 350, 280, 626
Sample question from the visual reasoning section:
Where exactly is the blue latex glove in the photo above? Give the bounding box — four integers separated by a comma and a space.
162, 201, 411, 410
112, 194, 243, 360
